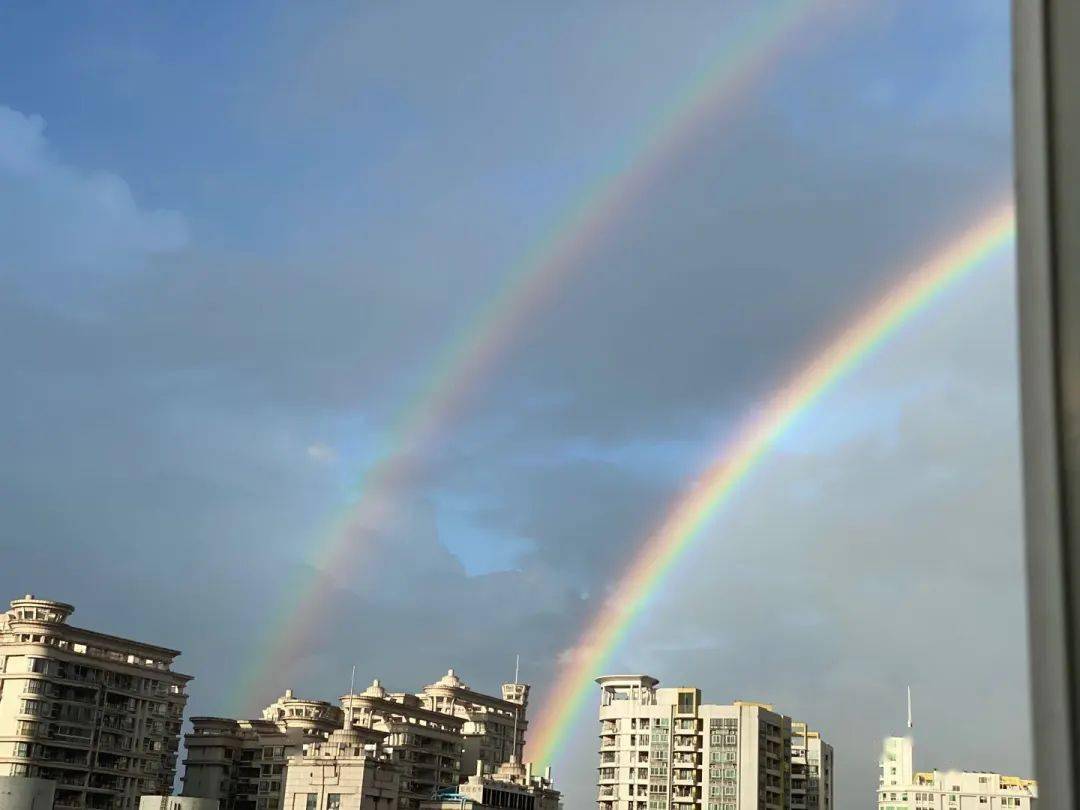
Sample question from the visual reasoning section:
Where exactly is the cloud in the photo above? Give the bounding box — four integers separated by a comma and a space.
0, 105, 187, 295
306, 443, 338, 464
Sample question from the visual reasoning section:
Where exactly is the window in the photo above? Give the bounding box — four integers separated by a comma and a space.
305, 795, 317, 810
327, 795, 341, 810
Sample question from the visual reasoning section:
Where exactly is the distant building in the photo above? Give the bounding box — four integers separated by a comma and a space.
182, 690, 343, 810
595, 674, 833, 810
280, 702, 399, 810
420, 759, 560, 810
0, 774, 55, 809
419, 669, 529, 780
342, 679, 464, 810
790, 721, 833, 810
187, 671, 528, 810
877, 737, 1037, 810
138, 796, 219, 810
0, 595, 191, 809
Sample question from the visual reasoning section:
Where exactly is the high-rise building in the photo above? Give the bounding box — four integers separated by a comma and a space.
280, 703, 399, 810
419, 670, 528, 778
595, 674, 831, 810
0, 595, 192, 810
182, 691, 343, 810
790, 722, 832, 810
877, 737, 1037, 810
342, 680, 464, 810
345, 670, 531, 810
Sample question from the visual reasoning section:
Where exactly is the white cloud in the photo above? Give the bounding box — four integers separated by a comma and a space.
0, 105, 188, 292
306, 443, 338, 464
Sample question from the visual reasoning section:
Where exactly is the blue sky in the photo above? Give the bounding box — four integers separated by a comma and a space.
0, 2, 1023, 807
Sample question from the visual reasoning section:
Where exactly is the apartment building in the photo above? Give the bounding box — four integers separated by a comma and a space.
877, 737, 1037, 810
596, 674, 831, 810
420, 759, 560, 810
418, 670, 528, 777
182, 691, 342, 810
0, 595, 191, 810
342, 679, 464, 810
790, 722, 832, 810
280, 703, 398, 810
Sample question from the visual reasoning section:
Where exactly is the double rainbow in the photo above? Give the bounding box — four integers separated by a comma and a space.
235, 0, 845, 709
527, 202, 1016, 765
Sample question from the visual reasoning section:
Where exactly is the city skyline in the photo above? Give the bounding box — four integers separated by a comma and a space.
0, 2, 1027, 809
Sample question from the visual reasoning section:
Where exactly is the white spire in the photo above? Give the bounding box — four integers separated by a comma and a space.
907, 685, 913, 730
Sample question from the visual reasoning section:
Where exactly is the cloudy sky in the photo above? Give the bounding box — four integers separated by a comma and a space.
0, 2, 1025, 807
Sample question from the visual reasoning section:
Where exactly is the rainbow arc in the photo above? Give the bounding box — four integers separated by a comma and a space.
526, 203, 1016, 765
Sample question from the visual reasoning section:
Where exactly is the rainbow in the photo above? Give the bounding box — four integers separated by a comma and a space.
527, 202, 1016, 765
234, 0, 851, 710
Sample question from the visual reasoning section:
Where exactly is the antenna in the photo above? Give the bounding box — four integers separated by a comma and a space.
511, 655, 521, 764
907, 685, 913, 730
343, 665, 357, 729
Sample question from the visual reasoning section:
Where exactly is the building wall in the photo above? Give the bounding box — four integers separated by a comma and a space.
597, 674, 821, 810
419, 670, 529, 777
0, 595, 191, 810
0, 774, 55, 809
182, 694, 342, 810
876, 738, 1037, 810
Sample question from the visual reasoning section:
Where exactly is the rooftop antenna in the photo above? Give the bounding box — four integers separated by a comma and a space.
344, 665, 357, 728
907, 685, 913, 730
511, 655, 521, 765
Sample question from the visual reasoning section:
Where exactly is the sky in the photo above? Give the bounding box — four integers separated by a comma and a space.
0, 2, 1025, 808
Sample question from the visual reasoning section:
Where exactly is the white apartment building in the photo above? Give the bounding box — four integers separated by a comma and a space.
345, 670, 531, 810
790, 722, 832, 810
342, 680, 464, 810
0, 595, 191, 810
877, 737, 1037, 810
280, 704, 398, 810
182, 690, 343, 810
418, 670, 529, 778
596, 674, 832, 810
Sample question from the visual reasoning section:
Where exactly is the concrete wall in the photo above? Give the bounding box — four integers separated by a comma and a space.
0, 776, 55, 810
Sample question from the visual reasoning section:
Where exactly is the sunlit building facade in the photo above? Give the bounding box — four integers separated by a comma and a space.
790, 722, 832, 810
877, 737, 1037, 810
182, 691, 343, 810
0, 595, 191, 810
596, 675, 829, 810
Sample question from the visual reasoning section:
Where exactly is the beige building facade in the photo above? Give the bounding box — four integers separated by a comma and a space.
790, 722, 832, 810
279, 704, 398, 810
342, 680, 463, 810
182, 691, 343, 810
419, 670, 528, 779
596, 675, 831, 810
877, 738, 1037, 810
0, 595, 191, 810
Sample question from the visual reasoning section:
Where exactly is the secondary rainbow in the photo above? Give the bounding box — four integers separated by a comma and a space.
234, 0, 851, 710
527, 202, 1016, 765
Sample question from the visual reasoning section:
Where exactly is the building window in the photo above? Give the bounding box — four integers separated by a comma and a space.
305, 794, 317, 810
327, 795, 341, 810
